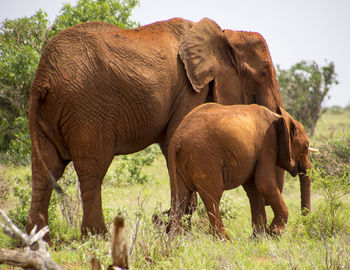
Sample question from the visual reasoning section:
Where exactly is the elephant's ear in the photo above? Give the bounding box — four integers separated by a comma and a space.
276, 106, 296, 171
179, 18, 230, 93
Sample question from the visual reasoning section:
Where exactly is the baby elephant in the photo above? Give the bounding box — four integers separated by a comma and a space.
167, 103, 313, 240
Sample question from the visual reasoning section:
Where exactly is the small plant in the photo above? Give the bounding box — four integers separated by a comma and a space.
1, 115, 31, 166
9, 174, 32, 230
112, 144, 162, 186
307, 131, 350, 237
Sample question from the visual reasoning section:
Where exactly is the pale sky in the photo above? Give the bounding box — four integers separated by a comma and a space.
1, 0, 349, 107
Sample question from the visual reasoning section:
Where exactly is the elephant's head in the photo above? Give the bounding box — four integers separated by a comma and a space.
179, 18, 282, 112
276, 107, 314, 213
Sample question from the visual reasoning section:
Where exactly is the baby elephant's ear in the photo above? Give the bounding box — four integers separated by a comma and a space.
276, 106, 296, 171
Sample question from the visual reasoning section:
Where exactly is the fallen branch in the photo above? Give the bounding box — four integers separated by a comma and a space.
0, 209, 61, 270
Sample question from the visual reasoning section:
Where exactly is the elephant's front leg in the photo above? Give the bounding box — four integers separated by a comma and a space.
265, 189, 288, 235
69, 128, 115, 236
255, 163, 288, 235
243, 177, 267, 236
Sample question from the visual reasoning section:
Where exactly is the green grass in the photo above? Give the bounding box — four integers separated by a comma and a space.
1, 108, 350, 269
313, 107, 350, 139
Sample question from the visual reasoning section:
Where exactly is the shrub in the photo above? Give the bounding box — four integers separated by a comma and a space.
277, 61, 338, 136
9, 174, 32, 230
2, 115, 31, 165
306, 132, 350, 237
112, 144, 162, 186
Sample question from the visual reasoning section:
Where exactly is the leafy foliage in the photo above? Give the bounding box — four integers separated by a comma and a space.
0, 10, 48, 154
305, 131, 350, 237
52, 0, 139, 35
311, 131, 350, 198
277, 61, 338, 136
112, 144, 162, 185
0, 115, 31, 165
8, 175, 32, 230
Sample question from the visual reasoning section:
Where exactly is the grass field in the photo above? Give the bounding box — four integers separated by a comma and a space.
1, 108, 350, 269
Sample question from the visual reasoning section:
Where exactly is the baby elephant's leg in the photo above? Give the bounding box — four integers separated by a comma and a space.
199, 188, 227, 240
196, 169, 227, 239
168, 173, 193, 235
243, 177, 267, 236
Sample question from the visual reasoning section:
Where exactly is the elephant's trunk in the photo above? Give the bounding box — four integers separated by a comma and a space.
299, 174, 311, 215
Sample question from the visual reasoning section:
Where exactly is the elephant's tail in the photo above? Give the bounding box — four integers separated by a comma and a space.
167, 139, 180, 201
29, 76, 65, 195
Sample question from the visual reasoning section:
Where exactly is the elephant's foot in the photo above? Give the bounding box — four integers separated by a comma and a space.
26, 207, 50, 243
81, 223, 108, 238
267, 224, 285, 236
209, 226, 230, 241
251, 225, 267, 238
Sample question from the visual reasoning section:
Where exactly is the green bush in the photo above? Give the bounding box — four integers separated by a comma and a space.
9, 174, 32, 230
277, 61, 338, 136
1, 115, 31, 165
112, 144, 162, 186
307, 132, 350, 237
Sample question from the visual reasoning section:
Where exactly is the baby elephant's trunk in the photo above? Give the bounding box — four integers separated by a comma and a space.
300, 174, 311, 215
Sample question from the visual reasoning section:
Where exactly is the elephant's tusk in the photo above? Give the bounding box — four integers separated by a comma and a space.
308, 147, 319, 153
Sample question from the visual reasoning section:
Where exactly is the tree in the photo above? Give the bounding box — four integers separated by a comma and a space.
0, 0, 139, 163
277, 61, 338, 136
0, 10, 49, 154
51, 0, 139, 35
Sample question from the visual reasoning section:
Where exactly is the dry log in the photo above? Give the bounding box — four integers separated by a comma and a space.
0, 209, 61, 270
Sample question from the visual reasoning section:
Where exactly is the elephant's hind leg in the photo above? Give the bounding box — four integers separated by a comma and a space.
26, 135, 67, 240
199, 187, 227, 240
74, 159, 111, 236
69, 129, 115, 236
243, 177, 267, 236
196, 169, 227, 240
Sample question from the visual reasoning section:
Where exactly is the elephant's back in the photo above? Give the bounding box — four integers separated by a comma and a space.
38, 18, 193, 94
174, 103, 271, 149
45, 18, 193, 55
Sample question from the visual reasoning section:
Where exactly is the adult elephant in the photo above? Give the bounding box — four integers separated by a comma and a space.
26, 17, 296, 239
